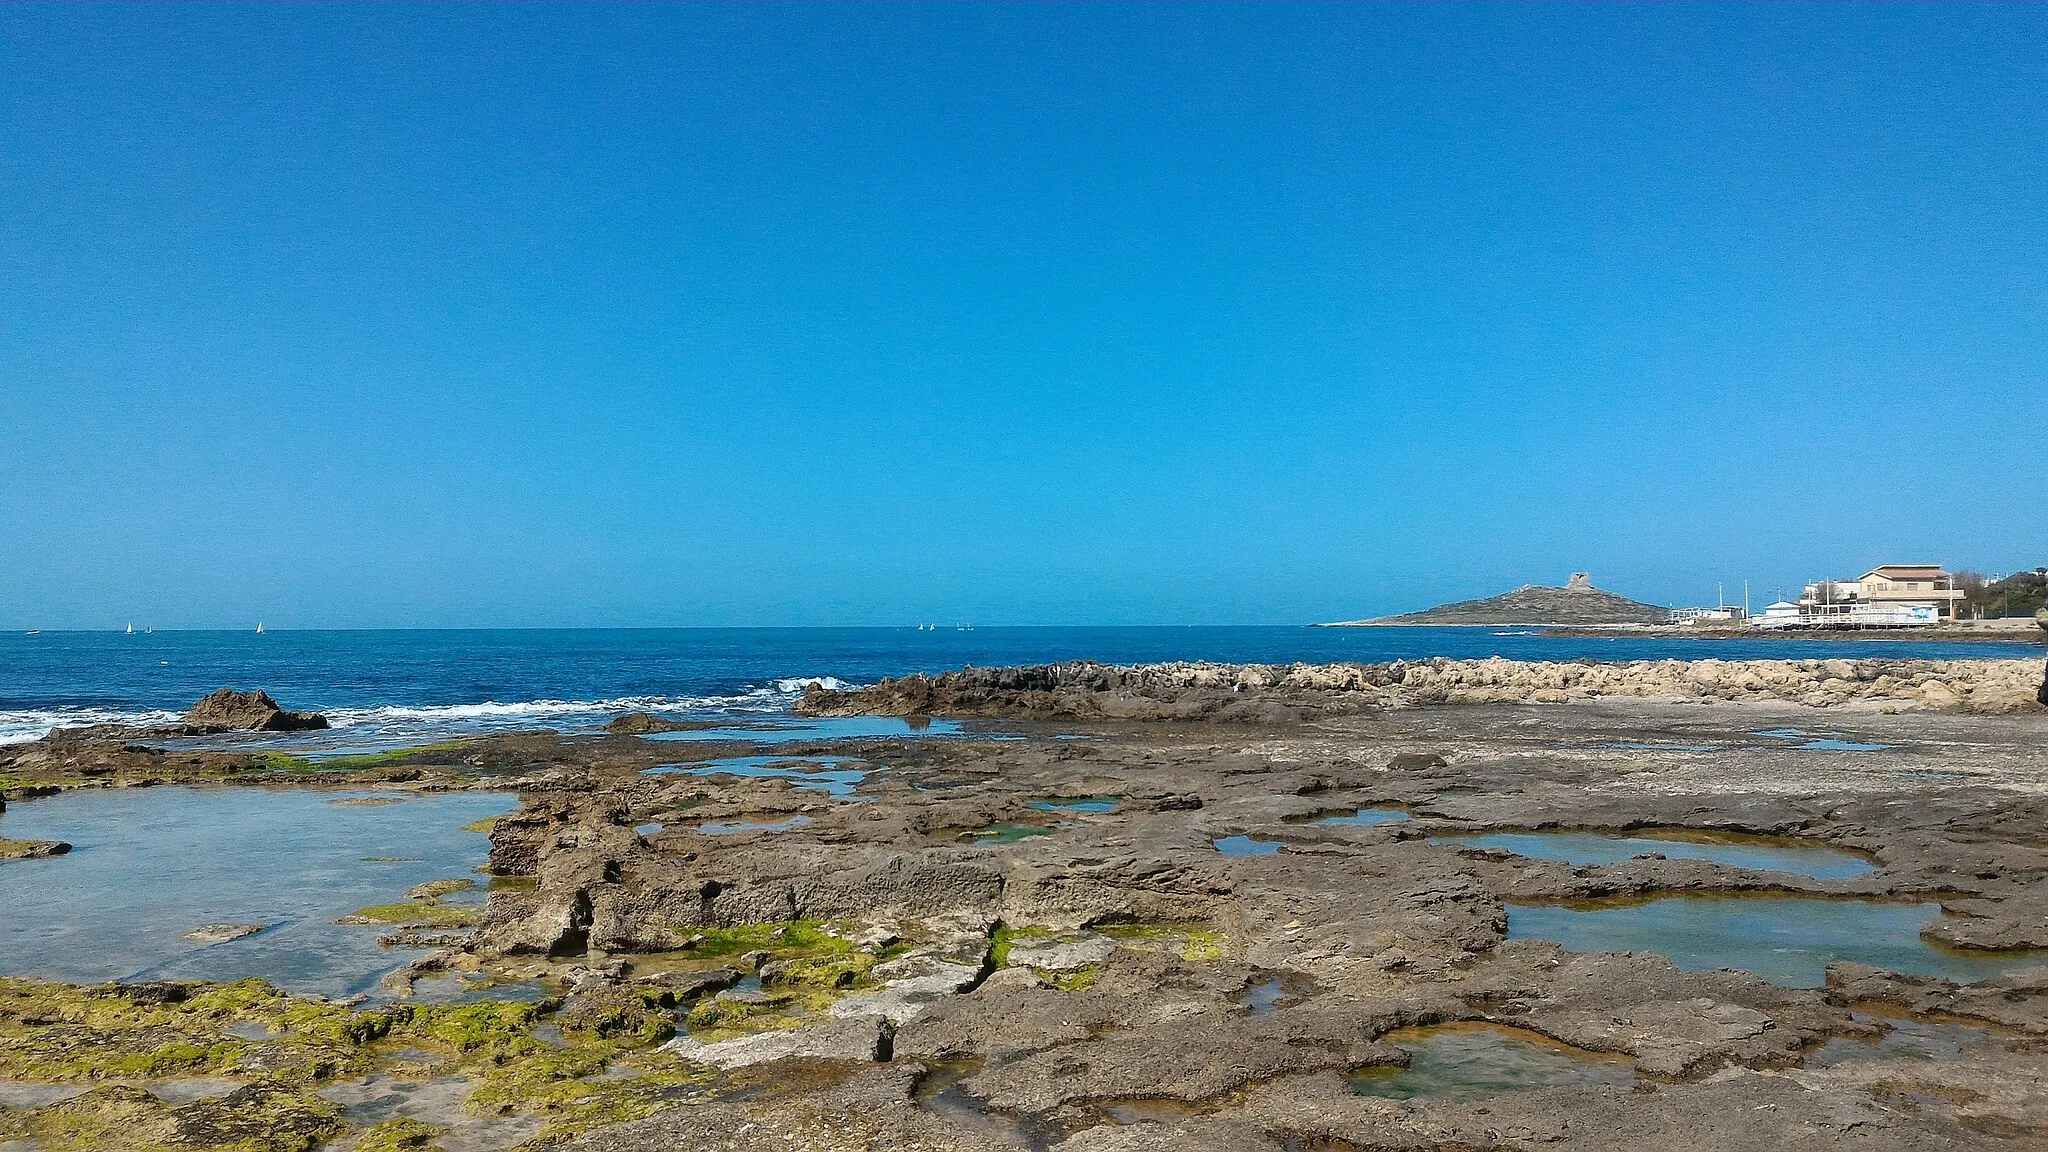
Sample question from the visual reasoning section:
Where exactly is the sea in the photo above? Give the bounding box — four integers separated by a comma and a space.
1, 626, 2036, 749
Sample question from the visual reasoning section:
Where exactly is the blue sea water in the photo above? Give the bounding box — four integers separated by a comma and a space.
0, 626, 2032, 746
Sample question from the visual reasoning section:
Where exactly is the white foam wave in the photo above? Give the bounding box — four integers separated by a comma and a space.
0, 678, 870, 745
319, 692, 787, 729
0, 707, 185, 746
773, 676, 855, 693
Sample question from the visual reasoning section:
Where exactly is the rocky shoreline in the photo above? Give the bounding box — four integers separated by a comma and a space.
2, 663, 2047, 1151
794, 655, 2048, 720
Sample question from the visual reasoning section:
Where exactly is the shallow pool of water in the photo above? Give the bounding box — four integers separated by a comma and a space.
641, 717, 964, 744
1213, 835, 1282, 857
646, 755, 877, 799
1554, 742, 1722, 753
0, 785, 515, 997
697, 815, 815, 836
1026, 796, 1120, 815
1806, 1012, 1999, 1066
963, 823, 1054, 846
1509, 896, 2048, 988
1755, 729, 1895, 752
1304, 807, 1409, 827
1440, 830, 1875, 879
1346, 1023, 1635, 1100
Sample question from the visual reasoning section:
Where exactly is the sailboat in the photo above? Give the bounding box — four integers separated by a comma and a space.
256, 622, 265, 634
126, 622, 134, 634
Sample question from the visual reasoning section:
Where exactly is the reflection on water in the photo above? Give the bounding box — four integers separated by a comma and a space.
1026, 796, 1120, 814
1213, 835, 1282, 857
1509, 897, 2048, 988
642, 717, 964, 744
0, 786, 515, 997
1569, 742, 1721, 752
1755, 729, 1895, 752
697, 815, 814, 836
1304, 807, 1409, 827
646, 755, 877, 799
1806, 1011, 1999, 1066
962, 823, 1054, 846
1440, 829, 1875, 879
1347, 1023, 1635, 1100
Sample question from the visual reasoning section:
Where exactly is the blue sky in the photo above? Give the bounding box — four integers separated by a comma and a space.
2, 4, 2043, 628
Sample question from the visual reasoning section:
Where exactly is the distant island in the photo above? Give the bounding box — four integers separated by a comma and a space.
1323, 573, 1672, 627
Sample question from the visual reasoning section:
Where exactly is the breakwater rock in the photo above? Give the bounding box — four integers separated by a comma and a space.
797, 656, 2046, 720
183, 689, 328, 733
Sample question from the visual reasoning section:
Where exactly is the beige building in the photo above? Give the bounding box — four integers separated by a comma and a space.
1856, 565, 1964, 620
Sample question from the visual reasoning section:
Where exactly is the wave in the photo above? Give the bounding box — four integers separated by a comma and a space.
0, 707, 185, 745
0, 679, 868, 745
773, 676, 855, 693
321, 692, 785, 729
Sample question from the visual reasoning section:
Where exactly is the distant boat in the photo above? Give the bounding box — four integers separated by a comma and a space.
24, 630, 38, 636
126, 622, 134, 634
256, 622, 265, 634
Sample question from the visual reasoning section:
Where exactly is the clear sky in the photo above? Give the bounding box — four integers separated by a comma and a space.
2, 4, 2043, 628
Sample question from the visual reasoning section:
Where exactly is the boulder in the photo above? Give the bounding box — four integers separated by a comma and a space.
183, 689, 328, 733
605, 712, 699, 735
0, 838, 71, 860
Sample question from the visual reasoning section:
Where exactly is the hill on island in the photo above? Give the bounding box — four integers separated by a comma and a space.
1328, 573, 1672, 627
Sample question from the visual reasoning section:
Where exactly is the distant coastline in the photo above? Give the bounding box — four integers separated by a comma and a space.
1316, 620, 2041, 643
1534, 621, 2043, 645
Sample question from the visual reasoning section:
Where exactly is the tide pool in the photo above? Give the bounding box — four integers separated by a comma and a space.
1509, 896, 2046, 988
0, 785, 515, 997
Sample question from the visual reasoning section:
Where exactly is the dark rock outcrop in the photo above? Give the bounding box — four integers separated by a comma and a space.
0, 838, 71, 860
182, 689, 328, 733
605, 712, 704, 735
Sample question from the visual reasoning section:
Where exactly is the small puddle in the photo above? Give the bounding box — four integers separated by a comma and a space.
634, 822, 663, 837
646, 756, 877, 799
405, 973, 552, 1005
1099, 1098, 1203, 1124
317, 1074, 542, 1152
1026, 796, 1120, 815
1346, 1023, 1636, 1100
915, 1061, 1065, 1152
0, 786, 516, 997
1806, 1011, 2001, 1067
1438, 829, 1874, 879
642, 717, 964, 744
1213, 835, 1282, 857
1299, 807, 1409, 828
1566, 742, 1721, 753
696, 815, 815, 836
1509, 896, 2048, 988
1239, 974, 1318, 1017
0, 1081, 89, 1109
962, 823, 1054, 846
1755, 730, 1895, 752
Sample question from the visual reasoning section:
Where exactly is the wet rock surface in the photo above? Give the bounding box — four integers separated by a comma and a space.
3, 659, 2047, 1149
